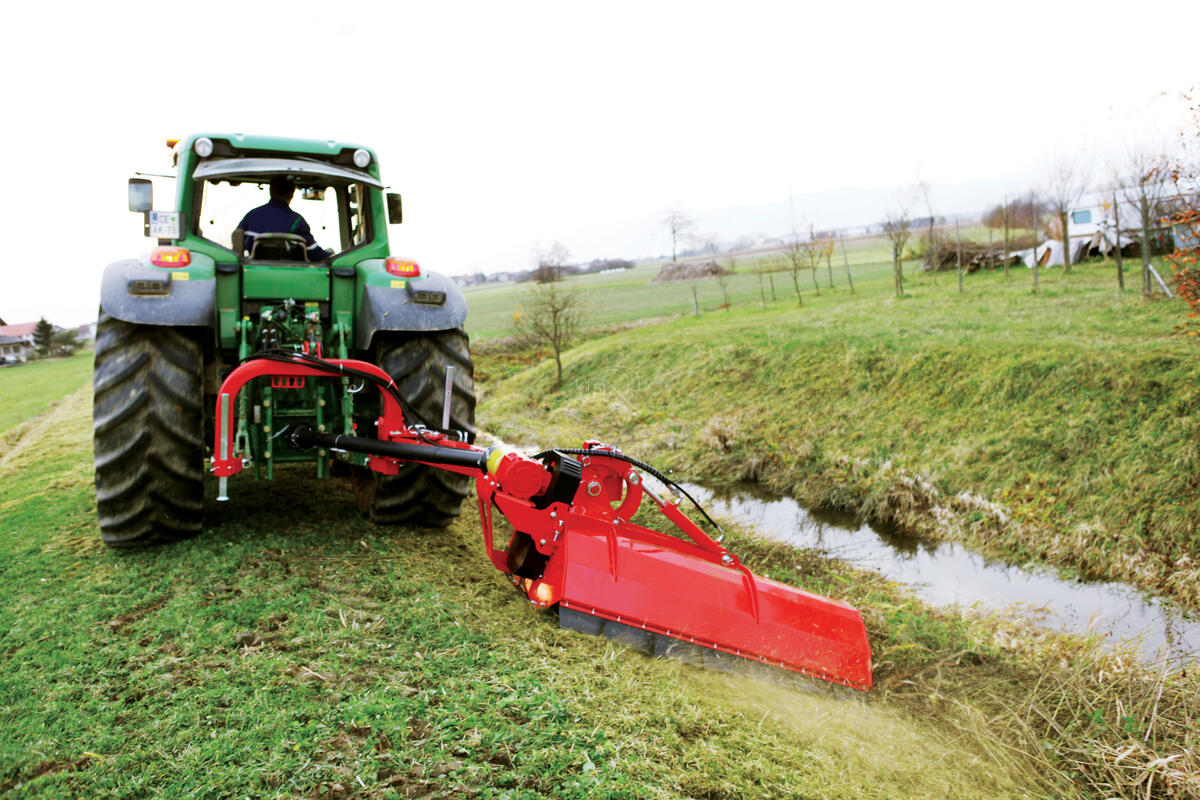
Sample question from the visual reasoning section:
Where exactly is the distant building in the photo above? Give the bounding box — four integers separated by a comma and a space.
0, 321, 37, 344
0, 334, 31, 362
0, 321, 46, 362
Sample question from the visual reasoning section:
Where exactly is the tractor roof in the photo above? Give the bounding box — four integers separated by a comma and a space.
194, 156, 383, 188
180, 133, 377, 160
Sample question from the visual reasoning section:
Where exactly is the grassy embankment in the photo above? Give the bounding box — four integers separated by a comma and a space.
476, 251, 1200, 613
1, 357, 1061, 798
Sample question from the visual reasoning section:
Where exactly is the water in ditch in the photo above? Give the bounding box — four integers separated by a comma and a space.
680, 482, 1200, 666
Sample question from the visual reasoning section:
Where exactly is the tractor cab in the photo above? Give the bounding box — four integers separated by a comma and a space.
190, 156, 393, 265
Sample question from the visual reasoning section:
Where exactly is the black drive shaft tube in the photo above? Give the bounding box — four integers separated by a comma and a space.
286, 425, 489, 473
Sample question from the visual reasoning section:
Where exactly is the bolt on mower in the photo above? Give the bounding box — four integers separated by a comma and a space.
94, 133, 872, 690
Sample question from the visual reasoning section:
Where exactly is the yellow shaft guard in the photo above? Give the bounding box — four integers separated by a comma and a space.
486, 446, 511, 476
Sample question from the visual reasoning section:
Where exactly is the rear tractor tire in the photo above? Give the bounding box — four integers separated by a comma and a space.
92, 313, 206, 547
361, 329, 476, 528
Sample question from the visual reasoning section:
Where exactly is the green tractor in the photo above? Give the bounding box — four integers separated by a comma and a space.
94, 133, 475, 546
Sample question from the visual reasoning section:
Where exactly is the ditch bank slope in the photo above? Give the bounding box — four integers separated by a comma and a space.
479, 287, 1200, 613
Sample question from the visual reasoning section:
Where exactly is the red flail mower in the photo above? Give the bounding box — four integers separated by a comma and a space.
211, 353, 873, 691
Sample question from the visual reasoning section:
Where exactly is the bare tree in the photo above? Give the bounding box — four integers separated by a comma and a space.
663, 209, 696, 262
1002, 194, 1011, 279
838, 235, 855, 292
954, 218, 963, 293
1096, 179, 1128, 292
1167, 86, 1200, 328
1041, 155, 1092, 273
1028, 193, 1043, 292
883, 210, 913, 298
530, 240, 572, 283
718, 256, 735, 312
686, 233, 721, 315
1115, 145, 1172, 297
1110, 187, 1126, 291
821, 233, 837, 289
803, 226, 823, 296
780, 232, 806, 306
918, 181, 942, 284
515, 280, 584, 388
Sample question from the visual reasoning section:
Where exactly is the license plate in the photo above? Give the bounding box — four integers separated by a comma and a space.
149, 210, 180, 239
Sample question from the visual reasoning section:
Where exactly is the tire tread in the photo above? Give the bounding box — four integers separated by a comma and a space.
92, 312, 205, 547
366, 329, 476, 528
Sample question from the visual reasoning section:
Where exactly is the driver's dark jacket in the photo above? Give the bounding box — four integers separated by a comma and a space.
238, 198, 326, 259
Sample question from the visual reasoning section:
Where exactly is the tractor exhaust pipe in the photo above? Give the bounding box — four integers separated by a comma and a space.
284, 424, 489, 473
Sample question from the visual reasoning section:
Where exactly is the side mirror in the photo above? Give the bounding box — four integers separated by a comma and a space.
387, 192, 403, 224
128, 178, 153, 212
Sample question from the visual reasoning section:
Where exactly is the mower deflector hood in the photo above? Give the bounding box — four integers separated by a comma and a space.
557, 518, 873, 690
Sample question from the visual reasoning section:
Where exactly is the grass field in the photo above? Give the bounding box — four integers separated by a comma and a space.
462, 228, 1044, 342
0, 351, 93, 438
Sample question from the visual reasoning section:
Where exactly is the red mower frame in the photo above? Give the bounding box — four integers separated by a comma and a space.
209, 354, 874, 691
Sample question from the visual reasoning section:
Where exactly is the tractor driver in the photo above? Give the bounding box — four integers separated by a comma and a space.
239, 175, 332, 261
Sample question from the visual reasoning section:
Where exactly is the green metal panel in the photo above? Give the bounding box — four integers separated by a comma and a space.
331, 270, 356, 344
243, 266, 330, 300
216, 267, 240, 348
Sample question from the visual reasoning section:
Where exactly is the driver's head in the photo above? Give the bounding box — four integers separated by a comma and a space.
269, 175, 296, 202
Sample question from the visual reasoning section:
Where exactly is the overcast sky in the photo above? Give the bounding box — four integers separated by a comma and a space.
0, 0, 1194, 326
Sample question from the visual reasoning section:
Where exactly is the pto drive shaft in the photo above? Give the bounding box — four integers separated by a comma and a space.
284, 424, 489, 473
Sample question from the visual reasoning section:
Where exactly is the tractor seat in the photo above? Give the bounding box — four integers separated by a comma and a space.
248, 233, 310, 262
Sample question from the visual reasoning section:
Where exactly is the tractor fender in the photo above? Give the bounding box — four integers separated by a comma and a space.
99, 258, 216, 329
356, 269, 468, 350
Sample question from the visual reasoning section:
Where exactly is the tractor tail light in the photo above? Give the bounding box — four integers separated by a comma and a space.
385, 258, 420, 278
151, 247, 191, 268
